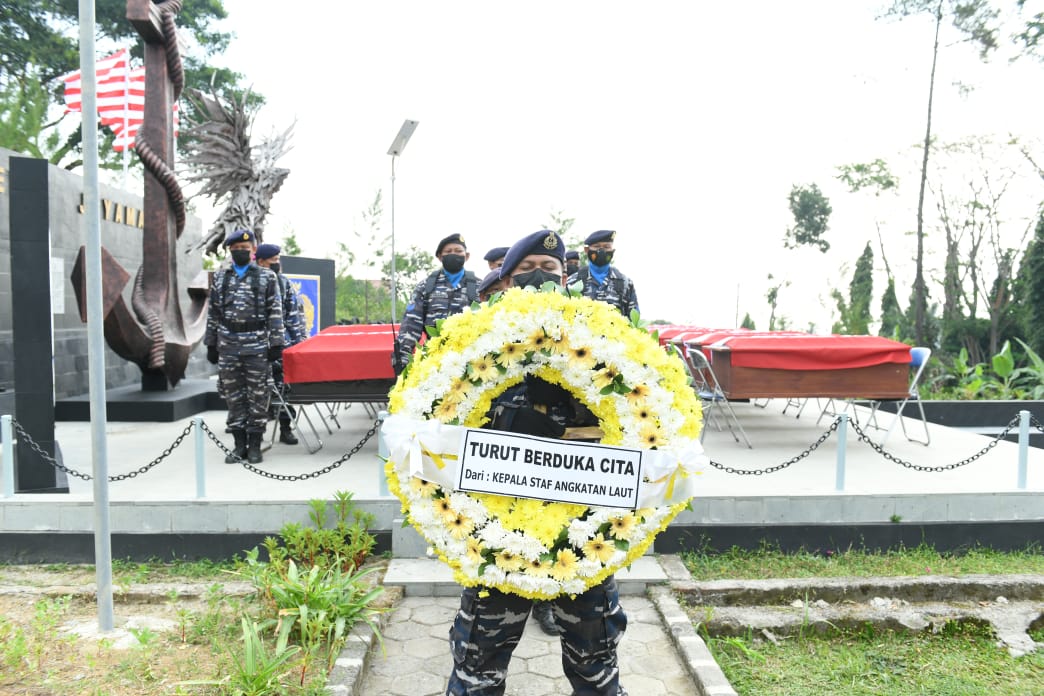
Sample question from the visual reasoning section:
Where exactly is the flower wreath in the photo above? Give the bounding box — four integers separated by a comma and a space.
384, 286, 705, 599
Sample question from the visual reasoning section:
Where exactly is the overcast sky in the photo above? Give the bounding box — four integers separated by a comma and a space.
201, 0, 1043, 329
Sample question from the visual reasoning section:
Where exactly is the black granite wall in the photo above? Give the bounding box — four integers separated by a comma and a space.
0, 147, 211, 401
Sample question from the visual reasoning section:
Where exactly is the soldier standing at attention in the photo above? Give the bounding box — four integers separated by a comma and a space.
568, 230, 640, 317
255, 243, 307, 446
565, 249, 581, 277
392, 233, 479, 374
205, 230, 284, 464
447, 230, 627, 696
483, 245, 509, 271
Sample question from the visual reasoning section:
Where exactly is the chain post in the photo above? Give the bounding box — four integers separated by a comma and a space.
1017, 409, 1029, 490
194, 417, 206, 499
378, 410, 390, 497
835, 413, 847, 492
2, 414, 13, 498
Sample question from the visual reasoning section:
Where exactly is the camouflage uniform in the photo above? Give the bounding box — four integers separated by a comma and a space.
393, 270, 478, 369
204, 263, 284, 434
447, 377, 626, 696
567, 266, 640, 317
271, 272, 307, 428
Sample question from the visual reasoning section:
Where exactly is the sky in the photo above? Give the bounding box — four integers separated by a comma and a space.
193, 0, 1044, 330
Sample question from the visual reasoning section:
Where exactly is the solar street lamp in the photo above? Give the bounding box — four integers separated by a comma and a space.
387, 120, 418, 325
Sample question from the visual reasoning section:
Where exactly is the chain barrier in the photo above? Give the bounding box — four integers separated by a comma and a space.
1032, 414, 1044, 435
11, 417, 193, 482
849, 415, 1021, 472
197, 419, 381, 481
707, 417, 841, 475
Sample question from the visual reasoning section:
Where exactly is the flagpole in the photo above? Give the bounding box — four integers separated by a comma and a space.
78, 0, 115, 633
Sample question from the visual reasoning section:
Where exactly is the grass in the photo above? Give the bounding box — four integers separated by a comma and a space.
682, 540, 1044, 580
705, 621, 1044, 696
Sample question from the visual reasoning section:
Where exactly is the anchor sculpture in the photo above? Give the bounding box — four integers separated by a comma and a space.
71, 0, 207, 390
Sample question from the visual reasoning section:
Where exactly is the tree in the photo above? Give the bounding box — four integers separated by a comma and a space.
879, 277, 904, 339
280, 230, 302, 257
883, 0, 1000, 345
784, 183, 832, 253
740, 313, 756, 330
831, 243, 875, 335
1016, 210, 1044, 357
766, 274, 791, 331
0, 0, 252, 170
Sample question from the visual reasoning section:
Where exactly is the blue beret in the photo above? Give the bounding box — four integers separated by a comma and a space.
478, 270, 502, 295
565, 250, 580, 261
224, 229, 256, 247
436, 233, 466, 256
584, 229, 616, 245
255, 243, 281, 260
498, 230, 565, 279
483, 246, 509, 263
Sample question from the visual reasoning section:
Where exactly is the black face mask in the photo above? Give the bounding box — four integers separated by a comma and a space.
588, 249, 614, 266
513, 269, 562, 289
268, 262, 281, 274
442, 254, 466, 273
565, 263, 579, 276
230, 249, 252, 266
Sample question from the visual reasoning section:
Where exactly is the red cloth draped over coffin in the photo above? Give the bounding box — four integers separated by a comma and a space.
281, 325, 398, 402
700, 334, 913, 400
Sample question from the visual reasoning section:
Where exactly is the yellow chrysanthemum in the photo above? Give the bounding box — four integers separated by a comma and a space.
409, 477, 439, 499
444, 377, 471, 404
495, 342, 526, 367
592, 365, 621, 391
448, 513, 475, 540
640, 423, 664, 448
525, 329, 551, 353
465, 537, 484, 564
569, 346, 598, 370
494, 549, 525, 572
625, 384, 651, 405
524, 558, 553, 577
549, 549, 580, 581
609, 514, 637, 540
433, 399, 458, 422
435, 497, 456, 522
468, 355, 499, 382
583, 533, 616, 563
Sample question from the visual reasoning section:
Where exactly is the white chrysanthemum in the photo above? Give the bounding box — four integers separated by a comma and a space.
567, 519, 598, 548
576, 558, 604, 577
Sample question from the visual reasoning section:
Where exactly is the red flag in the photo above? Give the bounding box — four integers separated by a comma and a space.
62, 49, 130, 113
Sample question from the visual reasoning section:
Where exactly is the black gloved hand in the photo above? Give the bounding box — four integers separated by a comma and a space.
267, 345, 283, 362
391, 352, 405, 376
525, 376, 571, 407
206, 346, 219, 365
505, 406, 566, 439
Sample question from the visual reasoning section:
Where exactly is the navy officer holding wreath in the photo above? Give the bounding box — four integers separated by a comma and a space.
446, 229, 628, 696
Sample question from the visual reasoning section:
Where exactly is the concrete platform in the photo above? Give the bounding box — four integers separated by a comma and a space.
1, 398, 1043, 560
54, 378, 224, 422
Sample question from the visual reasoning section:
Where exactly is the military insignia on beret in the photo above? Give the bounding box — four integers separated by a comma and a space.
543, 233, 558, 250
609, 231, 616, 242
458, 235, 466, 245
241, 232, 249, 241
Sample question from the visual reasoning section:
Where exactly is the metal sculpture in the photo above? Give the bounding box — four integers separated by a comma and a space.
181, 88, 294, 255
71, 0, 207, 390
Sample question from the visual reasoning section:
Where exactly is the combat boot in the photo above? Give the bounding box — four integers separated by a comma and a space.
532, 601, 560, 635
246, 431, 263, 464
225, 430, 247, 464
279, 422, 299, 445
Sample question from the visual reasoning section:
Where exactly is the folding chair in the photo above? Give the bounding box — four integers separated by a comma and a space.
268, 385, 323, 454
671, 343, 753, 448
865, 346, 931, 446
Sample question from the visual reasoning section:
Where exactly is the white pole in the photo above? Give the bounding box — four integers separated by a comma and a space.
79, 0, 114, 632
390, 155, 397, 325
1, 415, 12, 498
1017, 409, 1029, 490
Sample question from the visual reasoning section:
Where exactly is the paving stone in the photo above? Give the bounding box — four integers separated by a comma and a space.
367, 652, 426, 677
503, 672, 557, 695
382, 669, 445, 696
411, 601, 457, 626
524, 651, 566, 679
402, 635, 447, 659
511, 633, 553, 659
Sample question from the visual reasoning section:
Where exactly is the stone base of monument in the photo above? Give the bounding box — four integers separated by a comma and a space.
55, 379, 225, 422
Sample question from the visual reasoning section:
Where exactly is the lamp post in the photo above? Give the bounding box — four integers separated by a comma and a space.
387, 120, 419, 325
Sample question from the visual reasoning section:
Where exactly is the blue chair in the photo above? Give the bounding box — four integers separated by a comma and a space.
868, 346, 931, 446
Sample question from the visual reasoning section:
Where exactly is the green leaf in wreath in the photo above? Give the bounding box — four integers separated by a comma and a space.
614, 539, 630, 551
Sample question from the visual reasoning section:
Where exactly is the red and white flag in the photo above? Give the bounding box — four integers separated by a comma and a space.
62, 49, 130, 113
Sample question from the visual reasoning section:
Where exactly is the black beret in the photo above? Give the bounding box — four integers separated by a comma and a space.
565, 250, 580, 261
483, 246, 509, 263
498, 230, 565, 279
584, 229, 616, 245
224, 229, 256, 247
255, 243, 280, 260
436, 233, 466, 256
478, 270, 502, 295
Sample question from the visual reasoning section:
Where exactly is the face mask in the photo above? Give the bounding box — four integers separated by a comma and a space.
442, 253, 466, 273
512, 268, 562, 289
565, 263, 579, 275
269, 262, 281, 274
230, 249, 252, 266
588, 249, 614, 266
